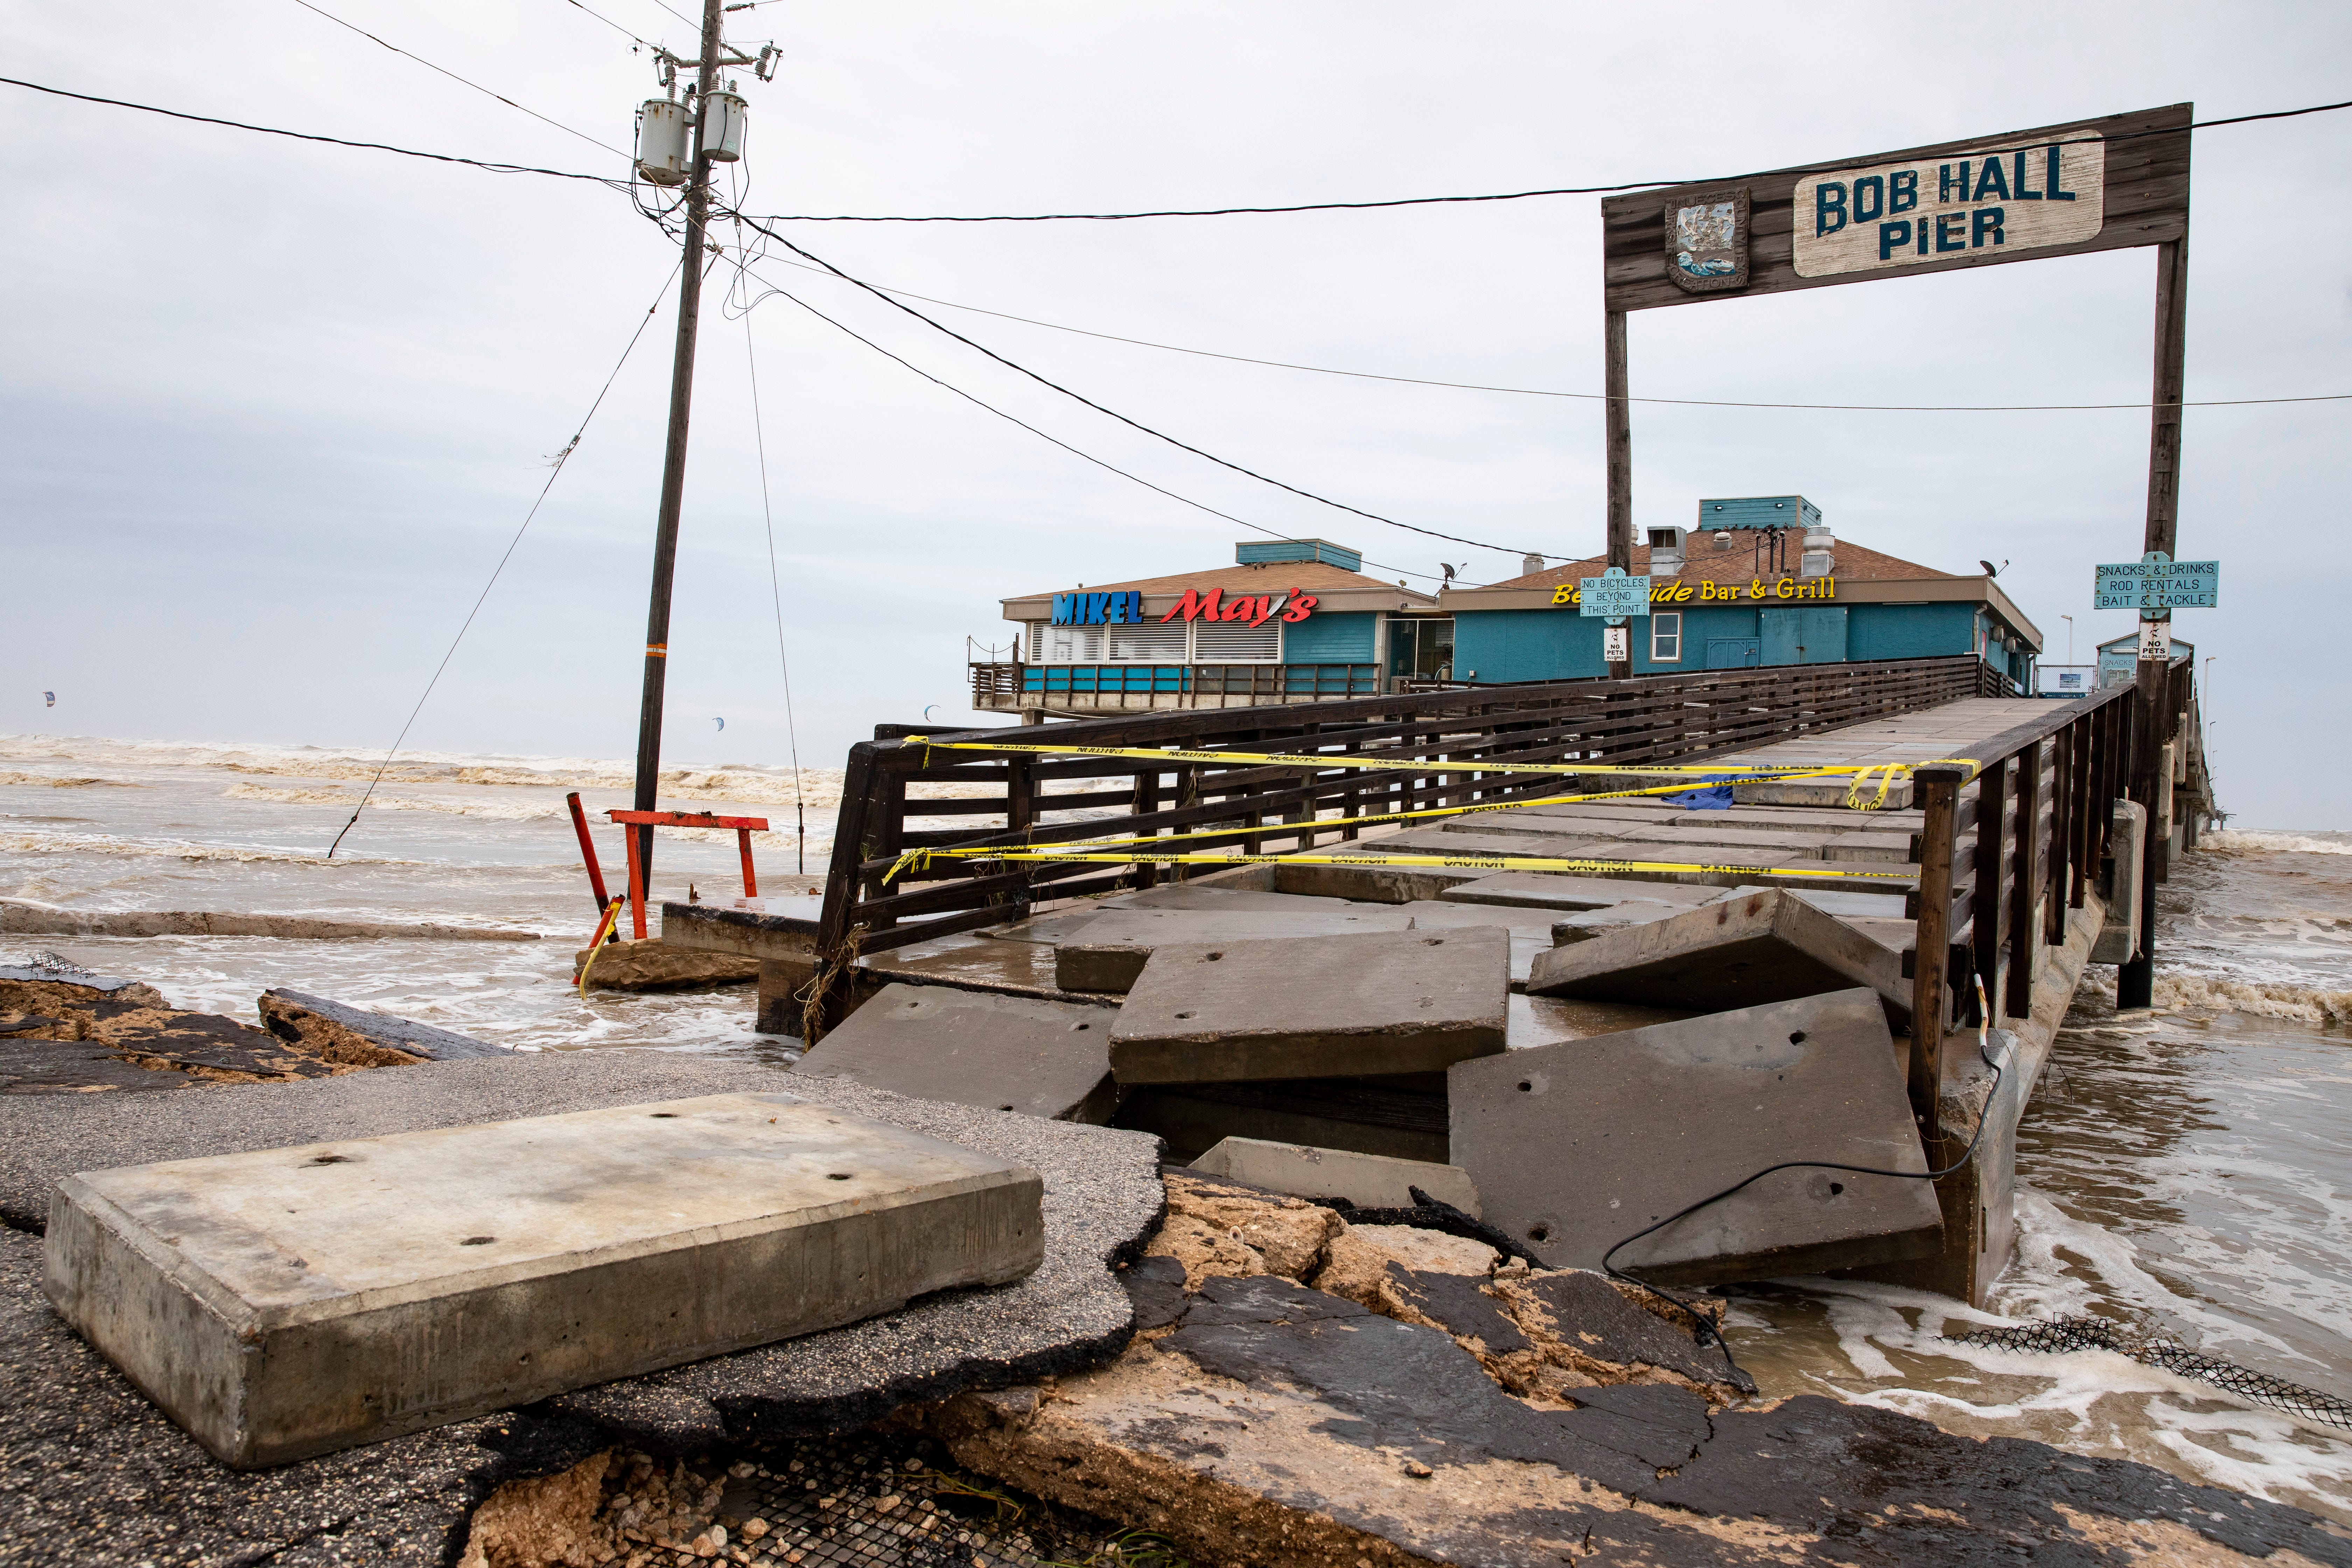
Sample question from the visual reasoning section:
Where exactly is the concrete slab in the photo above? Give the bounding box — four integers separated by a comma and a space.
1548, 900, 1689, 945
1112, 1078, 1449, 1164
1437, 812, 1645, 840
790, 982, 1118, 1123
46, 1093, 1045, 1467
1053, 904, 1414, 994
1449, 988, 1943, 1283
1505, 992, 1698, 1051
1785, 889, 1912, 919
1396, 900, 1558, 986
255, 989, 508, 1064
1109, 928, 1509, 1084
1437, 873, 1720, 913
1526, 887, 1910, 1023
1189, 1136, 1480, 1216
0, 1053, 1163, 1472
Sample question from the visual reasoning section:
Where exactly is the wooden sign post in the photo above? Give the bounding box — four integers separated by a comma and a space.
1598, 103, 2193, 998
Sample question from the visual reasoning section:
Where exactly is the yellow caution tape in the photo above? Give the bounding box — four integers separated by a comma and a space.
884, 845, 1916, 884
905, 735, 1979, 786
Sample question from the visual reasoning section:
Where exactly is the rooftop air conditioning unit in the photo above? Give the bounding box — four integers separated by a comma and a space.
1645, 525, 1687, 576
1799, 523, 1835, 579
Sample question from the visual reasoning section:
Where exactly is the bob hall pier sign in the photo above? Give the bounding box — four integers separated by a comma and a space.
1597, 103, 2193, 1010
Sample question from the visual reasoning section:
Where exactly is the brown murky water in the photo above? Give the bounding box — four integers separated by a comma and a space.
9, 736, 2350, 1521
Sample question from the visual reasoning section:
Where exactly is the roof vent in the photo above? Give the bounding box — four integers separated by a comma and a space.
1800, 523, 1834, 579
1522, 553, 1544, 577
1645, 526, 1686, 576
1236, 538, 1362, 572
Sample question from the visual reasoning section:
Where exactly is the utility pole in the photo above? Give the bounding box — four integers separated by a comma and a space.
630, 0, 727, 899
2117, 233, 2190, 1011
1602, 307, 1633, 679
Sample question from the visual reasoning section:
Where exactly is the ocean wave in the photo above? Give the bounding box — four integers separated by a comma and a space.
222, 783, 564, 822
0, 771, 141, 788
2203, 831, 2352, 857
0, 830, 415, 866
2155, 971, 2352, 1026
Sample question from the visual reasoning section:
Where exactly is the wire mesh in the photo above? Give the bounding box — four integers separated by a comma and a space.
1950, 1318, 2352, 1431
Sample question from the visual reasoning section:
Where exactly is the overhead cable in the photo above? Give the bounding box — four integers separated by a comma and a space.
555, 0, 659, 48
721, 206, 1545, 560
749, 250, 2352, 413
721, 255, 1466, 587
288, 0, 626, 156
0, 75, 626, 187
746, 97, 2352, 223
327, 262, 680, 857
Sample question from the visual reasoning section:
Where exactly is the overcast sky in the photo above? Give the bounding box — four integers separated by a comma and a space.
6, 2, 2347, 825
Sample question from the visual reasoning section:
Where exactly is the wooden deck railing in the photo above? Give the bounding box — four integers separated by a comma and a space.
971, 661, 1384, 708
741, 653, 1994, 1036
1902, 654, 2197, 1138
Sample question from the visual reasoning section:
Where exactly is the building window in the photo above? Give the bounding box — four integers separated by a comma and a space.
1650, 611, 1682, 663
1194, 621, 1282, 663
1024, 617, 1282, 664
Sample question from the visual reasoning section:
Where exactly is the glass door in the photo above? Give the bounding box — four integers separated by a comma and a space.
1386, 617, 1456, 684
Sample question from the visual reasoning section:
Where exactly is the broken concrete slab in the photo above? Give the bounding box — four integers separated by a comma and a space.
572, 938, 758, 991
256, 989, 508, 1065
1450, 988, 1942, 1283
1548, 899, 1689, 945
1785, 888, 1912, 919
1437, 872, 1721, 912
1109, 927, 1508, 1084
1505, 992, 1697, 1051
0, 1052, 1164, 1466
1527, 886, 1910, 1022
48, 1092, 1047, 1467
1053, 904, 1415, 994
1, 981, 357, 1090
1113, 1077, 1449, 1164
1189, 1136, 1480, 1215
922, 1312, 2352, 1568
1437, 811, 1646, 840
1108, 884, 1373, 913
790, 982, 1118, 1123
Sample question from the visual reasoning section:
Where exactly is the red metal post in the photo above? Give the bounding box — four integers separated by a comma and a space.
624, 824, 648, 941
565, 792, 612, 921
737, 828, 758, 899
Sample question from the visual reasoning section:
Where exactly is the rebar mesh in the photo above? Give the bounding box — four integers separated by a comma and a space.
1951, 1318, 2352, 1430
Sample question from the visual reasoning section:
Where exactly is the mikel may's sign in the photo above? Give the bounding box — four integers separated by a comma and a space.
1050, 588, 1318, 628
1793, 139, 2104, 279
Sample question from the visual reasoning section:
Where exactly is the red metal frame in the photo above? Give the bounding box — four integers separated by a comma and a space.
606, 809, 770, 940
565, 792, 612, 921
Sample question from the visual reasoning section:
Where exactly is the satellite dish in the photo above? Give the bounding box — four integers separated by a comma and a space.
713, 716, 725, 731
1979, 559, 2008, 578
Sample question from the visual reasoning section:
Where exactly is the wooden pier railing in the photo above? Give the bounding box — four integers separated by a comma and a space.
1900, 654, 2198, 1138
749, 653, 1996, 1035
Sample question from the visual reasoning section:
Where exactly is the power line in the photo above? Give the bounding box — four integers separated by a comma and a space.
288, 0, 626, 156
0, 75, 625, 187
328, 262, 681, 857
554, 0, 659, 48
745, 97, 2352, 223
749, 250, 2352, 413
723, 257, 1465, 587
721, 206, 1547, 560
740, 297, 811, 875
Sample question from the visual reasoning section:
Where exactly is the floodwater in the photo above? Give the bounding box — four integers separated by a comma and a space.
6, 733, 2349, 1523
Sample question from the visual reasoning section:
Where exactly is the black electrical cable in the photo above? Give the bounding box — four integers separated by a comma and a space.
720, 205, 1547, 561
720, 259, 1463, 586
327, 261, 680, 857
751, 98, 2352, 223
1600, 1012, 2011, 1379
748, 248, 2352, 413
0, 75, 626, 187
287, 0, 627, 156
555, 0, 660, 49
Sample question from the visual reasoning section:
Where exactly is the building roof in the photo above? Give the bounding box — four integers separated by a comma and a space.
1480, 536, 1959, 590
1014, 559, 1417, 598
